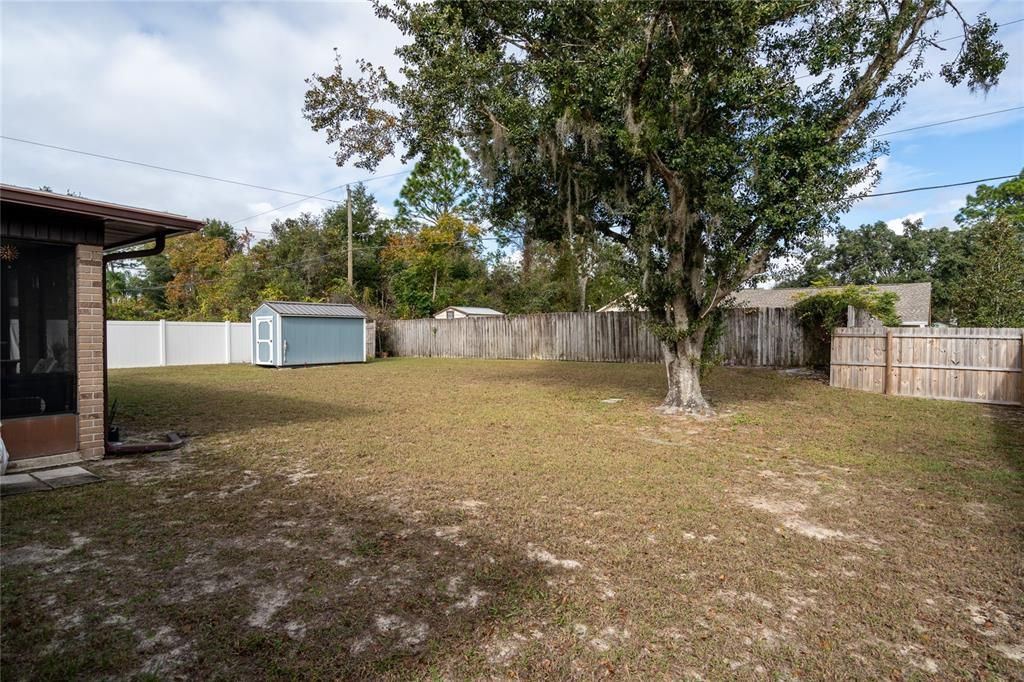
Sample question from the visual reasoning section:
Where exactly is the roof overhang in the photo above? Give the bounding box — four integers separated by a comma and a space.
0, 184, 203, 250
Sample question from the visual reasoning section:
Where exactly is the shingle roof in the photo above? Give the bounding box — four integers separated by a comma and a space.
729, 282, 932, 324
448, 306, 504, 316
262, 301, 366, 318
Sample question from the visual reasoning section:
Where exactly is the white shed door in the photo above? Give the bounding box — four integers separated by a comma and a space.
255, 317, 274, 365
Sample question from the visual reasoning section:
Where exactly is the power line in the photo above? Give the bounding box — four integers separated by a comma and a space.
113, 173, 1018, 294
0, 134, 342, 202
229, 168, 413, 228
855, 174, 1017, 199
872, 105, 1024, 138
230, 185, 348, 227
234, 106, 1023, 233
237, 107, 1020, 232
0, 134, 413, 215
937, 16, 1023, 42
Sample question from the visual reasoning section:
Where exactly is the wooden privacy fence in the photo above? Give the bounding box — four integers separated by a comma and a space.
830, 327, 1024, 406
383, 308, 812, 367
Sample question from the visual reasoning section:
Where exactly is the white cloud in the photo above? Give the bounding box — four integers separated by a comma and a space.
848, 155, 889, 197
0, 2, 410, 238
885, 211, 926, 235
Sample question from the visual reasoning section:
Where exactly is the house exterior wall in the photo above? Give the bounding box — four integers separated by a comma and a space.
2, 187, 203, 469
76, 244, 105, 460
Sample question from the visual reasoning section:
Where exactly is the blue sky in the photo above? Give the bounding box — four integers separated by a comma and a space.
1, 1, 1022, 248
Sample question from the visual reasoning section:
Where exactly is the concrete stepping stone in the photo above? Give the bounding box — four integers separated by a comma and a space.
0, 473, 50, 496
33, 466, 103, 489
1, 466, 103, 496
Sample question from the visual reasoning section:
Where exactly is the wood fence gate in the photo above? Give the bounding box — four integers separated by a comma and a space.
830, 327, 1024, 406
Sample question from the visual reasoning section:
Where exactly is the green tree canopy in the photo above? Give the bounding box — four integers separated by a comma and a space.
394, 145, 480, 229
952, 217, 1024, 327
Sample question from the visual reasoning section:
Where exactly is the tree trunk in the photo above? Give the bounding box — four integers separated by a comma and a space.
658, 331, 712, 416
652, 180, 714, 416
431, 268, 438, 303
521, 232, 533, 277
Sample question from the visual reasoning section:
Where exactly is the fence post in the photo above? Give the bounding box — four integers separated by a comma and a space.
884, 329, 894, 395
224, 320, 232, 364
158, 319, 167, 367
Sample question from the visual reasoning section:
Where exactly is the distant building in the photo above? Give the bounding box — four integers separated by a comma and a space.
433, 306, 504, 320
597, 282, 932, 327
730, 283, 931, 327
596, 293, 638, 313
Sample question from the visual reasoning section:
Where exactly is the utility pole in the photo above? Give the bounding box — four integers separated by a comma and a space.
346, 184, 353, 289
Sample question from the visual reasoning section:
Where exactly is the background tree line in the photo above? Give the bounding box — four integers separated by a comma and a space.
106, 168, 1022, 329
105, 150, 631, 322
107, 170, 1021, 329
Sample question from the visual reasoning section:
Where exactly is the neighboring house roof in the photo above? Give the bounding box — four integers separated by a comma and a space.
597, 293, 638, 312
729, 282, 932, 324
0, 183, 203, 249
598, 282, 932, 324
442, 306, 504, 316
261, 301, 366, 318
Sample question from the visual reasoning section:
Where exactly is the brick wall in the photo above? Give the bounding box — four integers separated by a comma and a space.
76, 244, 105, 459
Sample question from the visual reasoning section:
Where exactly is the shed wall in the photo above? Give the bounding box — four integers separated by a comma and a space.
281, 316, 364, 365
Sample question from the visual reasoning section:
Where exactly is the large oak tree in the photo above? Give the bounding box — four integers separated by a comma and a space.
304, 0, 1007, 414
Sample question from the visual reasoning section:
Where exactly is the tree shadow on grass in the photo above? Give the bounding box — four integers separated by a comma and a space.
0, 463, 556, 679
494, 360, 820, 408
108, 375, 370, 440
986, 405, 1024, 485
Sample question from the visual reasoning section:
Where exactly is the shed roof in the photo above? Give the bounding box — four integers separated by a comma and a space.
444, 306, 504, 316
729, 282, 932, 324
261, 301, 366, 318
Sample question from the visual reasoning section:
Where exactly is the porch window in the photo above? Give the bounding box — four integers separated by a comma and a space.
1, 240, 77, 418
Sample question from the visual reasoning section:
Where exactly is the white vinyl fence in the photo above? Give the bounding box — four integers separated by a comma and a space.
108, 321, 251, 368
107, 320, 377, 369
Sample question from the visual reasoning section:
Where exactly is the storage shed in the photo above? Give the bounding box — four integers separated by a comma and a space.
251, 301, 367, 367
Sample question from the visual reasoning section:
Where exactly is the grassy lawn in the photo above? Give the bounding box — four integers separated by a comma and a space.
2, 359, 1023, 679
